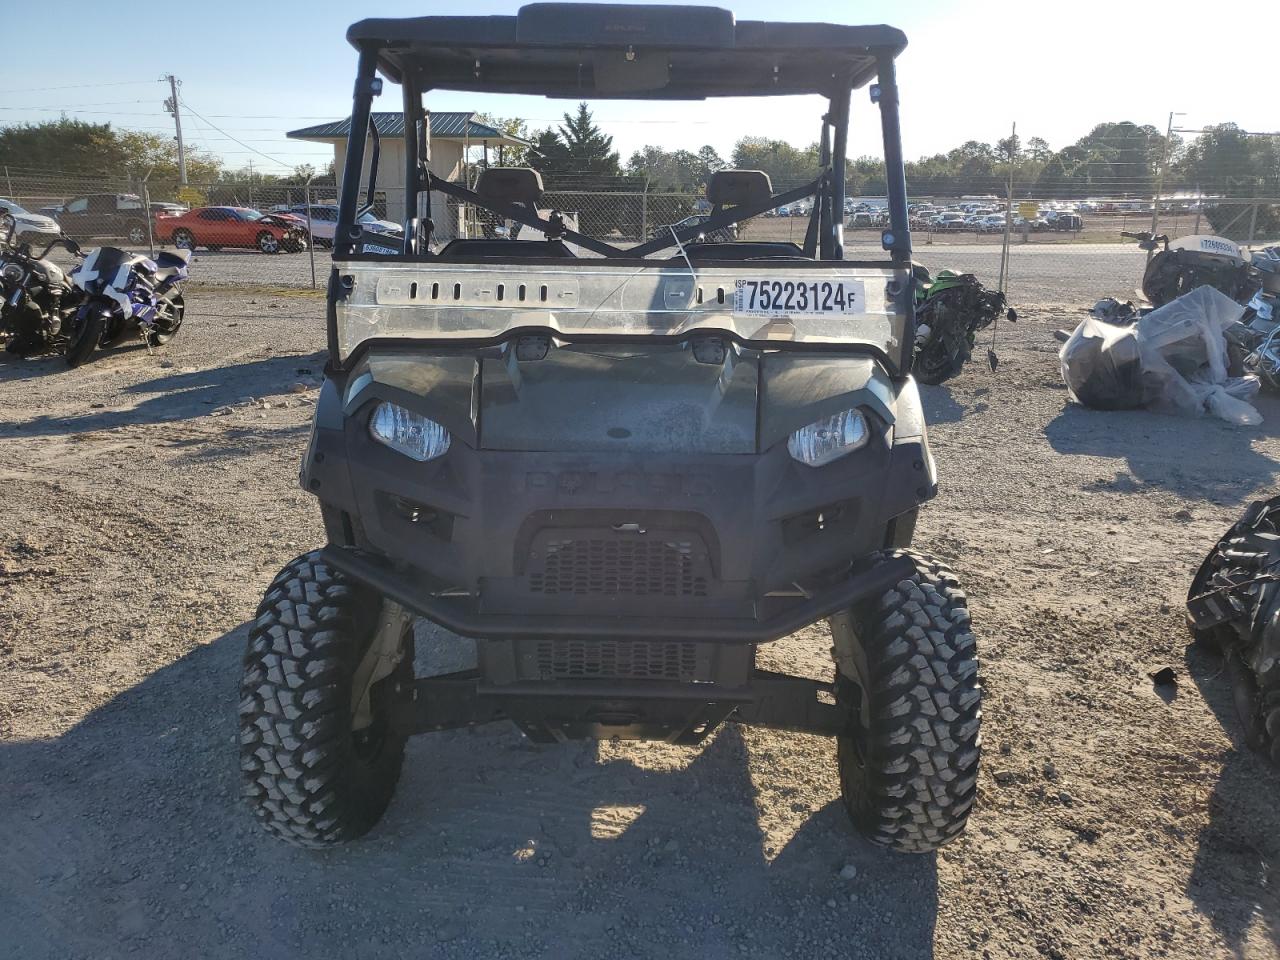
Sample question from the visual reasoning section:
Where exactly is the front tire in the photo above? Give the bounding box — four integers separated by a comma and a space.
147, 293, 184, 346
125, 221, 147, 245
830, 550, 982, 853
172, 228, 196, 251
257, 231, 281, 254
912, 340, 971, 386
239, 552, 411, 847
64, 308, 107, 368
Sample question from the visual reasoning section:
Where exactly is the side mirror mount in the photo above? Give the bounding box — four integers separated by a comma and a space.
1007, 308, 1017, 323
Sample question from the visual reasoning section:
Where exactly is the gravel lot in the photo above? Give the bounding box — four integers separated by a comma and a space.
2, 273, 1278, 959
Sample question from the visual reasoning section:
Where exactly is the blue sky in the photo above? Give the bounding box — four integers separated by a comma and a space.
3, 0, 1276, 174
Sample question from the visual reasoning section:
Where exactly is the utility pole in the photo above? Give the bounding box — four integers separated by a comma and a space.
1147, 110, 1181, 264
163, 74, 188, 186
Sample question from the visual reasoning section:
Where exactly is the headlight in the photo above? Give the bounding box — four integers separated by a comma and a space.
1, 263, 22, 283
369, 402, 451, 462
787, 409, 869, 467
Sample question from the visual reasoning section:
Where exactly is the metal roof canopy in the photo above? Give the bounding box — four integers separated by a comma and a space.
288, 112, 518, 142
347, 3, 906, 99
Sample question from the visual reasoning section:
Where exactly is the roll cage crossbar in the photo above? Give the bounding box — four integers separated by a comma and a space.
332, 4, 913, 266
426, 171, 826, 259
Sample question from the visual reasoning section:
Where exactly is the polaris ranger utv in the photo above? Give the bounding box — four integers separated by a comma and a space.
240, 3, 982, 853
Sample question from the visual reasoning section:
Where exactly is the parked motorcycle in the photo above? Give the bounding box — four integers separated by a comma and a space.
64, 246, 190, 367
0, 219, 85, 356
1122, 231, 1258, 307
912, 268, 1015, 385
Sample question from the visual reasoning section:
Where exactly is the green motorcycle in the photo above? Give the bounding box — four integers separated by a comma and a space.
912, 268, 1015, 385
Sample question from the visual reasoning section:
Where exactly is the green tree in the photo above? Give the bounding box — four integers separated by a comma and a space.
1035, 121, 1165, 198
625, 144, 724, 191
0, 118, 222, 186
530, 103, 621, 187
0, 118, 127, 175
729, 137, 818, 188
1026, 137, 1053, 163
1177, 123, 1279, 197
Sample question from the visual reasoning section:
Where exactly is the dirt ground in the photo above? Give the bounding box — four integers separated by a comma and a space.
1, 285, 1278, 960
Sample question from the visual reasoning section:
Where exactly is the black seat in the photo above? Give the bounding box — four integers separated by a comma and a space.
475, 167, 544, 207
705, 170, 774, 209
155, 248, 191, 267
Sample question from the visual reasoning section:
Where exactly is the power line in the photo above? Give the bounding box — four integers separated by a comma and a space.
0, 79, 162, 94
0, 107, 170, 117
178, 98, 298, 171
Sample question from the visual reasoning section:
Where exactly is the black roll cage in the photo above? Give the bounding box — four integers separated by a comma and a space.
332, 7, 912, 268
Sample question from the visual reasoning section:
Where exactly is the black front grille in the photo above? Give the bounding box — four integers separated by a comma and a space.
533, 638, 708, 681
529, 537, 708, 598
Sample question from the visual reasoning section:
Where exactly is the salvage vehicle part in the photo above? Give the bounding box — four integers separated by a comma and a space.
1122, 231, 1258, 308
1060, 286, 1261, 424
911, 268, 1014, 385
1187, 496, 1280, 764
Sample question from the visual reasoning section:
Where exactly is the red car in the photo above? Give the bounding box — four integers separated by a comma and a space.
156, 206, 307, 254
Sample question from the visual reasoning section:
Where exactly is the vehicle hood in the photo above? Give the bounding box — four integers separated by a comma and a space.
259, 214, 305, 230
14, 213, 60, 230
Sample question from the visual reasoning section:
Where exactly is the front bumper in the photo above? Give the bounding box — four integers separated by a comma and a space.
304, 343, 935, 644
323, 543, 915, 643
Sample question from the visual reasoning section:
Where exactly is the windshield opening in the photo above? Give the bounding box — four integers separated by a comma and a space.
331, 36, 911, 269
327, 15, 915, 372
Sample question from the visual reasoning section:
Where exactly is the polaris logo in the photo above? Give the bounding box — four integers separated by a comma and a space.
525, 471, 714, 497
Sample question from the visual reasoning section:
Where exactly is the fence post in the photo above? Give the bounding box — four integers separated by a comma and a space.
136, 167, 156, 256
641, 179, 649, 242
3, 165, 11, 198
1247, 202, 1259, 248
305, 177, 317, 290
142, 180, 155, 256
996, 121, 1015, 296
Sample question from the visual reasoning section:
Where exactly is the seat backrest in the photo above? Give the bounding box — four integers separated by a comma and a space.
155, 248, 191, 268
706, 170, 773, 208
475, 167, 544, 207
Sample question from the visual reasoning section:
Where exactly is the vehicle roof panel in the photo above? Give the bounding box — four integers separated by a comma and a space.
347, 4, 905, 99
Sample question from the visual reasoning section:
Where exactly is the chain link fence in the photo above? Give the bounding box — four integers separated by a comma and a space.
4, 166, 1277, 308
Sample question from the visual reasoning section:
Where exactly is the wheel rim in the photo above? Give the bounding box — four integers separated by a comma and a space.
259, 233, 279, 253
128, 226, 145, 244
174, 230, 194, 250
155, 295, 184, 335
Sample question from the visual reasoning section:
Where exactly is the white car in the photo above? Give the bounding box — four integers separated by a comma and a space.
0, 199, 62, 244
286, 204, 400, 247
